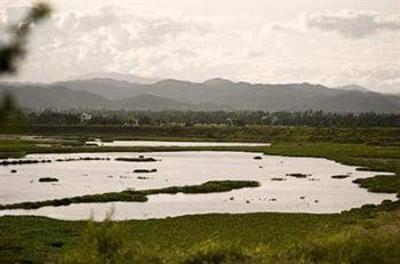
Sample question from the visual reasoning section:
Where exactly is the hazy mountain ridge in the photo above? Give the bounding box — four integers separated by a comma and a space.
1, 78, 399, 113
71, 72, 159, 85
0, 84, 110, 110
334, 85, 371, 93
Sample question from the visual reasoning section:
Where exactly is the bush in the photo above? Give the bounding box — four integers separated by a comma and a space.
62, 219, 162, 264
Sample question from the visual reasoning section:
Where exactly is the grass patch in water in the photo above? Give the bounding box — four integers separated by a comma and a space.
0, 180, 260, 210
331, 175, 350, 179
142, 180, 260, 195
353, 176, 400, 194
0, 159, 52, 166
115, 157, 158, 162
133, 169, 157, 173
286, 173, 309, 178
38, 177, 59, 183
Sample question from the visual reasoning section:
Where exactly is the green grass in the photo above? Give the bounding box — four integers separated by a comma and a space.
115, 157, 158, 162
0, 180, 260, 210
0, 212, 345, 263
5, 124, 400, 145
2, 211, 399, 263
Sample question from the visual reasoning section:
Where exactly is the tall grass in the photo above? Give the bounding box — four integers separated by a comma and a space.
61, 212, 400, 263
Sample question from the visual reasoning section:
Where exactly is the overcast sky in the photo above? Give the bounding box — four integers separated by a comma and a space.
1, 0, 399, 93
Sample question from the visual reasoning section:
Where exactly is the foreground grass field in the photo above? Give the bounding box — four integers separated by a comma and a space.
1, 210, 400, 263
0, 213, 341, 263
0, 133, 400, 263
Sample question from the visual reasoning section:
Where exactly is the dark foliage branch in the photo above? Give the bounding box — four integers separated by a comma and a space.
0, 3, 51, 128
0, 3, 51, 74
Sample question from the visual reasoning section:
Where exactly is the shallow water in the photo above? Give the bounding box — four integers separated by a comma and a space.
0, 151, 396, 220
86, 140, 270, 147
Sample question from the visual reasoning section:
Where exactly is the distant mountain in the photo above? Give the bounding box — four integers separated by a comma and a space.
312, 91, 400, 113
72, 72, 159, 85
203, 78, 234, 86
0, 83, 109, 110
334, 84, 370, 93
115, 94, 231, 111
1, 78, 400, 113
56, 78, 141, 100
117, 94, 191, 111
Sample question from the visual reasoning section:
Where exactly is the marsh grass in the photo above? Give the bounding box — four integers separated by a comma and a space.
0, 159, 51, 166
38, 177, 59, 183
0, 152, 25, 159
61, 211, 163, 264
0, 180, 260, 210
331, 175, 350, 179
60, 212, 400, 263
15, 124, 400, 145
116, 157, 158, 162
133, 169, 157, 173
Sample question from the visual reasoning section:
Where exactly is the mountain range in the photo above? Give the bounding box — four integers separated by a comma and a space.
0, 76, 399, 113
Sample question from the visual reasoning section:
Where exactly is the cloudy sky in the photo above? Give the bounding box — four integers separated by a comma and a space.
1, 0, 399, 93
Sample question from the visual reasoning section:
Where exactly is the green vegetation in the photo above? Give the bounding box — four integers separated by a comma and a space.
331, 175, 350, 179
133, 169, 157, 173
353, 176, 400, 194
38, 177, 59, 183
115, 157, 158, 162
142, 180, 260, 195
0, 158, 52, 165
3, 124, 400, 145
0, 180, 260, 210
1, 125, 400, 146
1, 210, 400, 263
271, 177, 285, 181
23, 110, 400, 128
286, 173, 309, 178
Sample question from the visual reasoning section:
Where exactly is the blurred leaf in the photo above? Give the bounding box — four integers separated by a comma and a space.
0, 2, 51, 129
0, 2, 52, 74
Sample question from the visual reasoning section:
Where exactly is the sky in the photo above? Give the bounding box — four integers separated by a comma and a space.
0, 0, 399, 93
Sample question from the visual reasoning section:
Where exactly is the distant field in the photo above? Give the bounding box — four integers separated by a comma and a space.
3, 124, 400, 145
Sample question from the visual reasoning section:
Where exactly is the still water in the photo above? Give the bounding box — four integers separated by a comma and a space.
0, 151, 396, 220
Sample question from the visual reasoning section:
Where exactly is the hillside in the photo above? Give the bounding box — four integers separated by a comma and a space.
1, 79, 399, 113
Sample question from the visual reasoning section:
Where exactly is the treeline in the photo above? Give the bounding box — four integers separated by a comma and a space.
24, 110, 400, 127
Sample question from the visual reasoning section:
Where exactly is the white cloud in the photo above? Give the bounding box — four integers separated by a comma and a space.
303, 10, 400, 38
321, 63, 400, 93
2, 2, 399, 94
